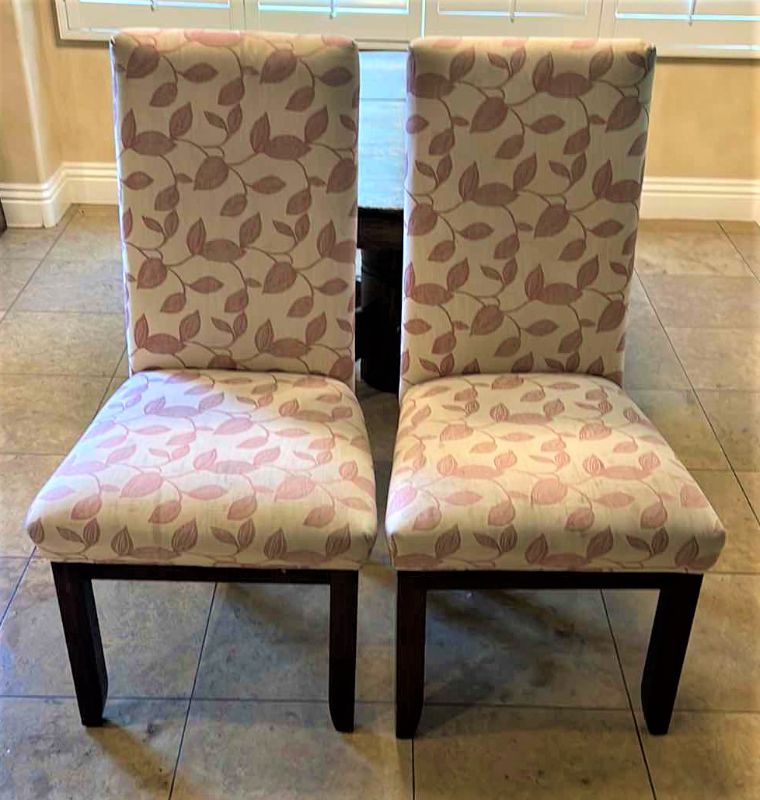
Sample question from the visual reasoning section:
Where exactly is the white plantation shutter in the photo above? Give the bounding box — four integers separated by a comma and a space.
57, 0, 245, 39
250, 0, 421, 42
424, 0, 605, 38
608, 0, 760, 56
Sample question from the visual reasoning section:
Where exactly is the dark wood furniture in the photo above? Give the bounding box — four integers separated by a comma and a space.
54, 562, 359, 732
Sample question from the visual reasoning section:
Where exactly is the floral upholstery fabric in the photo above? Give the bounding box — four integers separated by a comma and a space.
26, 370, 376, 569
112, 31, 359, 384
401, 38, 655, 397
386, 374, 724, 572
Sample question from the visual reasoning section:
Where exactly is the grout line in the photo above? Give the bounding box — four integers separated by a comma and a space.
411, 737, 416, 800
95, 347, 128, 410
718, 221, 759, 281
0, 555, 32, 632
167, 582, 217, 800
600, 589, 658, 800
0, 207, 79, 320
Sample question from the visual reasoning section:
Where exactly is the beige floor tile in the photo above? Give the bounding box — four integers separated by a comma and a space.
691, 470, 760, 573
624, 320, 690, 391
102, 373, 129, 407
0, 374, 107, 453
634, 220, 752, 277
171, 701, 412, 800
0, 559, 213, 698
638, 710, 760, 800
0, 259, 38, 312
699, 391, 760, 471
424, 588, 628, 709
195, 563, 394, 701
605, 573, 760, 712
0, 227, 62, 261
641, 275, 760, 329
628, 389, 729, 470
0, 698, 186, 800
47, 205, 121, 262
357, 384, 399, 462
721, 221, 760, 278
0, 558, 26, 618
414, 707, 652, 800
736, 471, 760, 521
15, 258, 124, 313
668, 328, 760, 391
0, 311, 125, 376
0, 454, 62, 557
115, 348, 129, 376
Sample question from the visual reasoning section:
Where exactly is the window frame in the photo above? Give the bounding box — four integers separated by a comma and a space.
54, 0, 760, 58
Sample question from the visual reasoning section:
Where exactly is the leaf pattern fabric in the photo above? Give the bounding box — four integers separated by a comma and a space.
112, 31, 359, 385
401, 38, 655, 397
386, 375, 724, 572
26, 370, 376, 569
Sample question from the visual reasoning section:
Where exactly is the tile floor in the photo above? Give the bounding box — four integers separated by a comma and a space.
0, 207, 758, 799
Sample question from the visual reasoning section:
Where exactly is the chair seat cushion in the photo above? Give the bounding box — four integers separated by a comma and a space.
386, 374, 724, 572
27, 370, 377, 569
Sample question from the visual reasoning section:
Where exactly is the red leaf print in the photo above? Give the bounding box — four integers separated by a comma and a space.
529, 114, 565, 134
71, 494, 102, 520
320, 66, 352, 86
532, 53, 554, 91
124, 171, 153, 190
435, 526, 461, 559
680, 484, 709, 508
597, 300, 626, 332
264, 529, 287, 560
137, 258, 167, 289
388, 485, 418, 515
224, 288, 249, 313
641, 502, 668, 529
327, 159, 357, 193
304, 107, 329, 143
194, 157, 229, 191
270, 339, 308, 358
412, 73, 453, 99
459, 222, 493, 240
531, 477, 568, 505
411, 283, 452, 306
265, 136, 310, 161
172, 520, 198, 552
605, 180, 641, 203
591, 218, 624, 237
590, 47, 613, 79
178, 311, 201, 342
121, 110, 136, 149
539, 283, 581, 305
149, 500, 182, 524
445, 491, 481, 506
675, 537, 700, 567
513, 154, 537, 190
406, 114, 429, 133
471, 97, 508, 132
496, 134, 524, 159
287, 85, 315, 111
595, 492, 634, 508
471, 305, 504, 335
186, 486, 226, 500
218, 77, 244, 106
169, 103, 193, 138
215, 418, 253, 435
186, 219, 206, 255
261, 50, 297, 83
263, 262, 297, 294
111, 527, 134, 556
488, 500, 515, 526
182, 63, 217, 82
549, 72, 591, 98
534, 204, 570, 238
564, 127, 590, 155
408, 204, 438, 237
458, 162, 479, 200
145, 334, 183, 355
306, 313, 327, 345
304, 505, 335, 528
227, 494, 258, 520
606, 96, 641, 131
276, 476, 315, 501
586, 527, 613, 559
126, 45, 159, 78
525, 534, 549, 564
189, 276, 222, 294
132, 131, 174, 156
193, 449, 218, 470
449, 47, 475, 80
221, 194, 247, 217
121, 472, 162, 498
524, 265, 545, 299
565, 507, 594, 531
577, 257, 599, 289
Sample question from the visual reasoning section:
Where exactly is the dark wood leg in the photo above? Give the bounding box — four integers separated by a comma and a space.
641, 574, 703, 735
396, 572, 427, 739
51, 563, 108, 726
328, 571, 359, 733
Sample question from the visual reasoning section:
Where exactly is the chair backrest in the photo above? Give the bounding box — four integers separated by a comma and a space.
112, 30, 359, 385
401, 37, 654, 398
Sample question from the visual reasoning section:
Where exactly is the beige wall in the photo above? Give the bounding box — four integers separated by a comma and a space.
1, 0, 759, 185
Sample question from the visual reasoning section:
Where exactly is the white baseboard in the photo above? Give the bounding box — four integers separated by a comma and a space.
1, 163, 758, 228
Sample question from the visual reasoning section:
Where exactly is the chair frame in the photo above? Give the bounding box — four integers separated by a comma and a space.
395, 569, 702, 739
52, 561, 359, 732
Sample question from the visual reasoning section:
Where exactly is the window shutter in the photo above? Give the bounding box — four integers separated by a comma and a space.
250, 0, 420, 43
58, 0, 245, 39
610, 0, 760, 57
424, 0, 604, 38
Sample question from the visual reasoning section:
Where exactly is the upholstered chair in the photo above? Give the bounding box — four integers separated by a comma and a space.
388, 38, 724, 738
25, 30, 376, 733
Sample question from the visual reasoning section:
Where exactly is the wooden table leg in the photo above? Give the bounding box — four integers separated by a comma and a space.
358, 248, 402, 394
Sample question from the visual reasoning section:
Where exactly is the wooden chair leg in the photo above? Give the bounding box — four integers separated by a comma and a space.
641, 573, 703, 735
396, 571, 427, 739
328, 570, 359, 733
51, 563, 108, 726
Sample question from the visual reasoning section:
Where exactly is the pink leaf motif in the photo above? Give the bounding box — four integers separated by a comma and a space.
304, 505, 335, 528
263, 261, 297, 294
276, 476, 315, 501
680, 484, 709, 508
121, 472, 162, 498
471, 97, 508, 133
565, 507, 595, 531
71, 494, 102, 520
534, 205, 570, 238
388, 485, 418, 515
641, 501, 668, 529
488, 500, 515, 526
227, 494, 258, 520
261, 50, 297, 83
172, 520, 198, 552
444, 491, 481, 506
531, 477, 568, 505
413, 506, 442, 530
435, 526, 461, 559
126, 45, 159, 79
149, 500, 182, 524
327, 159, 357, 193
525, 534, 549, 564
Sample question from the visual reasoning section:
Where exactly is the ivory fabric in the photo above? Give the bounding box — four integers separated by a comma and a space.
26, 370, 376, 569
386, 374, 725, 572
112, 30, 359, 384
401, 38, 655, 397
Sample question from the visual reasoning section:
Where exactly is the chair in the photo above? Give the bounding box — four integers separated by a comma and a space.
24, 30, 376, 733
388, 37, 725, 739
